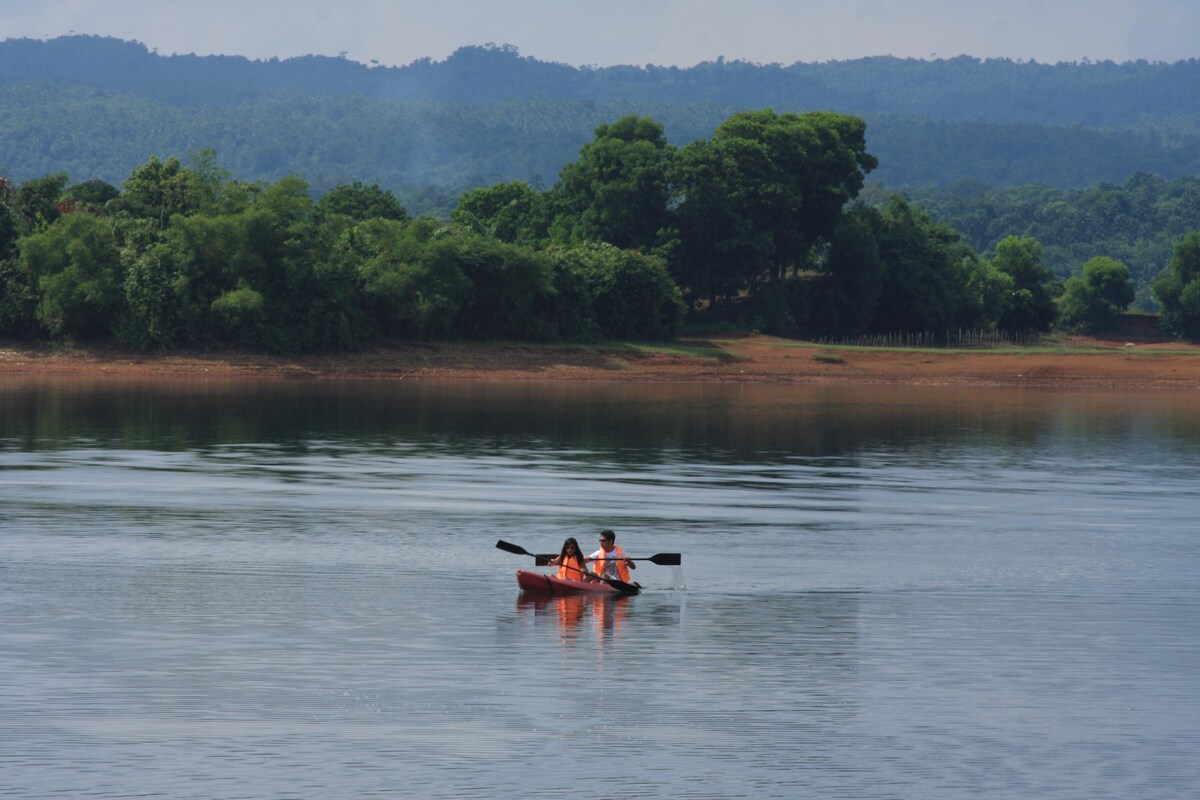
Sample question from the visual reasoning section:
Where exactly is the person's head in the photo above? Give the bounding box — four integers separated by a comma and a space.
598, 529, 616, 551
560, 537, 583, 559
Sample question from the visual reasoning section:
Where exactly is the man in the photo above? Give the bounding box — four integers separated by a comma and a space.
588, 529, 635, 583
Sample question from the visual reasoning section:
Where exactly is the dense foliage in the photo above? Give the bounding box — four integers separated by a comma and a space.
3, 106, 1195, 350
1058, 257, 1137, 331
1, 37, 1199, 220
0, 163, 536, 348
900, 174, 1200, 308
4, 37, 1198, 126
0, 142, 691, 349
1153, 232, 1200, 339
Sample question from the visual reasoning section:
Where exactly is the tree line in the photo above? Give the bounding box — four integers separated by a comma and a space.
449, 111, 1196, 339
898, 173, 1200, 309
3, 84, 1198, 222
3, 37, 1200, 221
3, 111, 1199, 351
0, 152, 683, 351
6, 37, 1198, 128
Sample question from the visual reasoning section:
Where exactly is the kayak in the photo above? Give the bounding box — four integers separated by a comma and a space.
515, 569, 640, 596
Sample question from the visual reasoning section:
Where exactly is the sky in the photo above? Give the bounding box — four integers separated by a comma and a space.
1, 0, 1197, 67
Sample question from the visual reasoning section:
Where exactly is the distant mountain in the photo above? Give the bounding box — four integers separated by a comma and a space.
5, 36, 1199, 123
1, 35, 1198, 214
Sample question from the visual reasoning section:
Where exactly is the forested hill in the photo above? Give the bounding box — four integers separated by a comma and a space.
4, 35, 1199, 125
2, 36, 1199, 214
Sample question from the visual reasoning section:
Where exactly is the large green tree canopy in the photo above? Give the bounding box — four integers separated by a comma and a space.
671, 109, 876, 302
549, 115, 675, 252
1057, 256, 1135, 331
1153, 232, 1200, 339
987, 236, 1058, 332
6, 107, 1197, 352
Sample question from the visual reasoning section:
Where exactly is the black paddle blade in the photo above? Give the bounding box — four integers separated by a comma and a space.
495, 540, 531, 556
647, 553, 682, 566
534, 555, 555, 567
604, 578, 641, 595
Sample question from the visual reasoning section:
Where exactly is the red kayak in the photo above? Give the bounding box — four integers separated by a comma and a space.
516, 569, 640, 596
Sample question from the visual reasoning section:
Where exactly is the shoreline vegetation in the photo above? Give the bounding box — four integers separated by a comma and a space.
7, 118, 1200, 361
3, 333, 1198, 389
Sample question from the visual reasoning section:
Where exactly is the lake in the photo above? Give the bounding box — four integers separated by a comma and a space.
2, 377, 1198, 799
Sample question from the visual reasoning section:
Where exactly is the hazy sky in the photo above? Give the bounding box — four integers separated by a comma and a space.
2, 0, 1197, 66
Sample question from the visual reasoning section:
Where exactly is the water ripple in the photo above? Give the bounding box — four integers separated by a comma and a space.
2, 383, 1199, 798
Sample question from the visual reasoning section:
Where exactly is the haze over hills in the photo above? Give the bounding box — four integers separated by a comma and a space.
4, 35, 1199, 122
1, 34, 1198, 215
3, 34, 1199, 342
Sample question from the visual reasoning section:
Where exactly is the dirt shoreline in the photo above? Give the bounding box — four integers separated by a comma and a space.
2, 334, 1200, 389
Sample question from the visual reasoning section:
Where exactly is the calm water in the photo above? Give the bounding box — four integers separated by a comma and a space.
1, 377, 1198, 799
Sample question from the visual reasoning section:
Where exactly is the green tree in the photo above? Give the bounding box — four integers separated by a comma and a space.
871, 196, 979, 333
548, 242, 684, 340
0, 256, 38, 336
234, 175, 365, 352
671, 135, 774, 305
116, 176, 308, 349
812, 203, 887, 335
339, 218, 473, 339
1152, 231, 1200, 339
0, 202, 17, 257
19, 213, 123, 338
814, 199, 1008, 336
544, 260, 603, 342
14, 173, 69, 234
908, 174, 1200, 311
671, 110, 876, 304
65, 179, 120, 208
316, 181, 408, 222
712, 109, 876, 281
1057, 256, 1135, 331
252, 174, 313, 228
990, 236, 1057, 332
448, 234, 555, 339
550, 115, 675, 252
959, 257, 1016, 331
452, 180, 548, 246
187, 149, 240, 214
118, 240, 191, 348
210, 281, 266, 341
149, 212, 267, 345
0, 200, 38, 335
113, 156, 205, 228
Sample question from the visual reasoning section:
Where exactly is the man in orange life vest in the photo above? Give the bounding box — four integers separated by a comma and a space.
587, 529, 635, 583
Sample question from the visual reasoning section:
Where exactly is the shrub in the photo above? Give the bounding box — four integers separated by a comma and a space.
549, 242, 684, 340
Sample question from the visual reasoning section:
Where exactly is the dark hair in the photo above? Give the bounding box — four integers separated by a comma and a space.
600, 529, 616, 542
558, 537, 586, 578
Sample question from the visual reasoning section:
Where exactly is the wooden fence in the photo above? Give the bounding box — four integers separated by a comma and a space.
815, 330, 1044, 349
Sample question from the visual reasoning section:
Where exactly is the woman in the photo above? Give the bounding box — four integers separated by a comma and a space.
547, 537, 591, 582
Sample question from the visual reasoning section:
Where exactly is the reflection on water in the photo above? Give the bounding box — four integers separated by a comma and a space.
3, 375, 1200, 460
1, 377, 1198, 799
516, 592, 639, 640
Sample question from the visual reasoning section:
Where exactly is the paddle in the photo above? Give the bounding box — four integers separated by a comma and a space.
495, 539, 672, 594
495, 540, 681, 566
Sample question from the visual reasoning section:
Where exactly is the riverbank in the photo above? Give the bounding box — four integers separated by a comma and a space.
3, 333, 1199, 388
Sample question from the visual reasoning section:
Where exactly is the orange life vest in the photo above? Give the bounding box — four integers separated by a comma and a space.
592, 545, 630, 582
557, 554, 588, 581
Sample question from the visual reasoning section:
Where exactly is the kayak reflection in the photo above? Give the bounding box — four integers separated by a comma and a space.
516, 593, 632, 639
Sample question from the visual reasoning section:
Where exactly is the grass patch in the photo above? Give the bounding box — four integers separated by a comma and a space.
712, 334, 1197, 357
615, 341, 740, 361
813, 353, 846, 364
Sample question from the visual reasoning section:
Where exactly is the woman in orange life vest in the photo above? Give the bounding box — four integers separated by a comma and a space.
587, 529, 635, 583
547, 537, 593, 582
